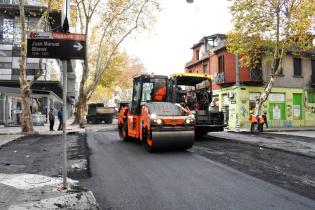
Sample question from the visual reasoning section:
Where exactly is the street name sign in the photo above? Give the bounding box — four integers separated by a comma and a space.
27, 32, 86, 60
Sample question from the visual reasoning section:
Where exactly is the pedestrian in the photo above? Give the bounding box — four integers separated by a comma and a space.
58, 109, 63, 131
262, 112, 268, 128
49, 108, 55, 131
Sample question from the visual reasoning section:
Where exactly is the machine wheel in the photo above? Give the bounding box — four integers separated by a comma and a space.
194, 127, 207, 139
105, 119, 113, 124
142, 128, 154, 152
119, 122, 130, 141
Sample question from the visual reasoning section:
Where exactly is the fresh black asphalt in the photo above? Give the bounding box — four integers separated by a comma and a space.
79, 130, 315, 210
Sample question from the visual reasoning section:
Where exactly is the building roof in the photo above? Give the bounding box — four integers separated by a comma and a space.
191, 34, 227, 49
0, 80, 63, 99
185, 54, 209, 69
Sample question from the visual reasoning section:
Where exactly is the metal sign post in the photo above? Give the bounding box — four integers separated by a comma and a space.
62, 60, 68, 189
27, 29, 86, 190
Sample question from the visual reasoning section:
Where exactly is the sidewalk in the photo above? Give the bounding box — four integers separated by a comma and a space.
207, 127, 315, 158
0, 121, 98, 209
0, 119, 84, 135
0, 173, 97, 209
0, 119, 85, 147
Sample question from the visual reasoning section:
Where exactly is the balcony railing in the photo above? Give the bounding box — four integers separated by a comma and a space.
250, 68, 263, 81
0, 0, 42, 6
215, 72, 225, 83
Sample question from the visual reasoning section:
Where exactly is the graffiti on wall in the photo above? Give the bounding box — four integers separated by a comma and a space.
240, 105, 248, 117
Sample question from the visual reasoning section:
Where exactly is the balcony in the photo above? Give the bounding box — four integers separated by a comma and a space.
214, 72, 225, 83
0, 0, 42, 6
250, 68, 263, 81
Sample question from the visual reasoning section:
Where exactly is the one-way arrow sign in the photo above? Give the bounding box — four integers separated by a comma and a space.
73, 42, 83, 51
27, 32, 86, 60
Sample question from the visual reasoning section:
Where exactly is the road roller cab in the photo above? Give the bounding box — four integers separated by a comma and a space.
118, 74, 195, 152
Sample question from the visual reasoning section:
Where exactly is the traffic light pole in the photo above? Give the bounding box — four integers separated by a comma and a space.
62, 60, 68, 189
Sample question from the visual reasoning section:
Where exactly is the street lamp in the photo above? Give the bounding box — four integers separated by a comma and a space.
186, 0, 193, 3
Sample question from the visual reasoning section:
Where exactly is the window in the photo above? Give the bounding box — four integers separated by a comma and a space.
12, 69, 19, 75
142, 82, 153, 102
293, 58, 302, 76
0, 62, 12, 68
278, 67, 283, 75
196, 50, 200, 60
218, 55, 225, 72
203, 64, 208, 74
131, 80, 141, 114
308, 91, 315, 103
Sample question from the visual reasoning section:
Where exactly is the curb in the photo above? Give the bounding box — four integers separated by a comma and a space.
205, 133, 315, 159
227, 130, 315, 141
0, 129, 84, 136
226, 128, 315, 133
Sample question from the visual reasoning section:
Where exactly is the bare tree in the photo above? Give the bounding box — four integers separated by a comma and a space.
18, 0, 54, 133
73, 0, 160, 124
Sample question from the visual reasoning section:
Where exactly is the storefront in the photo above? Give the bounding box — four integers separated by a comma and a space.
213, 86, 315, 129
0, 81, 64, 126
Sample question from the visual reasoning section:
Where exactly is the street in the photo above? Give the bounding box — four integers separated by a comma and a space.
78, 129, 315, 210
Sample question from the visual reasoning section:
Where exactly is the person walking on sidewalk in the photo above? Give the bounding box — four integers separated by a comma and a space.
57, 109, 63, 131
49, 108, 55, 131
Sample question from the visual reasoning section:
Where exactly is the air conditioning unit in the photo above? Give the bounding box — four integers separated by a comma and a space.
228, 92, 235, 98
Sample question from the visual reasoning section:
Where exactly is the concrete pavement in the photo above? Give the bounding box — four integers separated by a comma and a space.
0, 123, 98, 209
0, 119, 85, 147
0, 173, 97, 210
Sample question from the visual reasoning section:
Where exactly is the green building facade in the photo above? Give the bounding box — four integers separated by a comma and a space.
214, 86, 315, 129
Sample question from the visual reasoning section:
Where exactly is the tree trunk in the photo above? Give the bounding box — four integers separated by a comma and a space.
255, 49, 284, 116
20, 87, 34, 133
73, 94, 86, 124
19, 0, 34, 133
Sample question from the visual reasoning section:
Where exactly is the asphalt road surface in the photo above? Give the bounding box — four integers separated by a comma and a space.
80, 130, 315, 210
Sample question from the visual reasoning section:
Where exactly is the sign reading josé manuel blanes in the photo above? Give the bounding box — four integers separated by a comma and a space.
27, 32, 86, 60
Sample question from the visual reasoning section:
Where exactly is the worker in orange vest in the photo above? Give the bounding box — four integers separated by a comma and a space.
257, 115, 265, 132
249, 110, 257, 132
154, 80, 167, 101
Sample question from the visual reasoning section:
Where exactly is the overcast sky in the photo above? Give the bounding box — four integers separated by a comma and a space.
124, 0, 232, 76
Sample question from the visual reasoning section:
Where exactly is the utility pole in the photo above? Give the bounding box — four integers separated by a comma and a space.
235, 53, 240, 87
62, 60, 68, 189
235, 53, 240, 132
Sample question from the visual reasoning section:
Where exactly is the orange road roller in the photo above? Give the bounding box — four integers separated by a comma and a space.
118, 74, 195, 152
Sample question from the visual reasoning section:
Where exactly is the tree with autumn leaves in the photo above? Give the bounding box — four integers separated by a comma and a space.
73, 0, 160, 124
18, 0, 64, 133
227, 0, 315, 115
89, 54, 146, 104
17, 0, 158, 132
